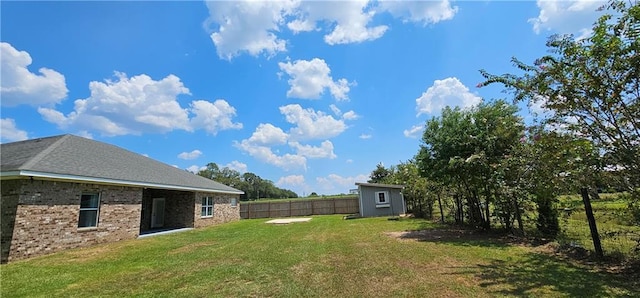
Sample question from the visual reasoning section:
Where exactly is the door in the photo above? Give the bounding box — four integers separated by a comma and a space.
151, 198, 165, 228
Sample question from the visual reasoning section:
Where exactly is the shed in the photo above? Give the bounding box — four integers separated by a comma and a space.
355, 182, 405, 217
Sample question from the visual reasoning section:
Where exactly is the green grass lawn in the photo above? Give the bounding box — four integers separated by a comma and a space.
2, 215, 638, 297
557, 193, 640, 257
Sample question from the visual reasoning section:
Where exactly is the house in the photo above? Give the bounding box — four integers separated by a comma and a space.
1, 134, 243, 263
355, 182, 405, 217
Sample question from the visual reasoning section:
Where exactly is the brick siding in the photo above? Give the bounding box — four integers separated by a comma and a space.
194, 192, 241, 228
1, 180, 142, 263
1, 180, 241, 263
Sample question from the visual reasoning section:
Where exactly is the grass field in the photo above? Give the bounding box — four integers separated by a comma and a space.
557, 193, 640, 258
2, 215, 639, 297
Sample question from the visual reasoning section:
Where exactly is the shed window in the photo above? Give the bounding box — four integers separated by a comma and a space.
230, 198, 238, 207
202, 197, 214, 217
78, 193, 100, 228
375, 191, 389, 205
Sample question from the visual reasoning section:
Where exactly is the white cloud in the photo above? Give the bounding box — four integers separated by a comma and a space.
204, 0, 297, 60
237, 105, 355, 170
290, 1, 388, 45
316, 173, 369, 192
359, 134, 372, 139
236, 140, 307, 171
38, 72, 241, 136
329, 104, 342, 116
280, 104, 348, 141
186, 165, 206, 174
346, 159, 353, 163
204, 0, 457, 59
190, 99, 243, 135
380, 0, 458, 25
245, 123, 289, 146
1, 42, 68, 107
529, 0, 604, 36
178, 149, 202, 160
0, 118, 28, 142
342, 110, 359, 120
415, 77, 482, 116
404, 124, 424, 138
224, 160, 248, 173
75, 131, 94, 139
289, 140, 337, 159
278, 58, 353, 100
277, 175, 305, 187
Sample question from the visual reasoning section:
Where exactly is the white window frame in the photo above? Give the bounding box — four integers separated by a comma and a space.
375, 191, 390, 208
78, 192, 100, 228
230, 197, 238, 208
201, 197, 214, 218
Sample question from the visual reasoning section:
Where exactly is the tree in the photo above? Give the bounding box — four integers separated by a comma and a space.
197, 164, 298, 200
368, 163, 393, 183
479, 0, 639, 190
417, 100, 525, 229
479, 0, 640, 223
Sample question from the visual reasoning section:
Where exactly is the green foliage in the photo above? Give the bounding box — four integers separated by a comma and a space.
479, 0, 640, 191
417, 100, 525, 229
368, 162, 392, 183
197, 162, 298, 200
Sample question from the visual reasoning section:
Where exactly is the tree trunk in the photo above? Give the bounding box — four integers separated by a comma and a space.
581, 187, 604, 258
484, 185, 492, 230
437, 192, 445, 224
514, 197, 524, 236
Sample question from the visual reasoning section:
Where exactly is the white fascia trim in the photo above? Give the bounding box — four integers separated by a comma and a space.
2, 170, 244, 195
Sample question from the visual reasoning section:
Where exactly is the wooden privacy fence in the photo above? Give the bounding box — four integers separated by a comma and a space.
240, 197, 359, 219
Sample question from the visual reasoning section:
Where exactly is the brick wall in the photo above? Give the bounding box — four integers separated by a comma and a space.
193, 192, 240, 228
1, 180, 20, 263
1, 179, 142, 263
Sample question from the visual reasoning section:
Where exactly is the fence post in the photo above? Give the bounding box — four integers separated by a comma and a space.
581, 187, 604, 258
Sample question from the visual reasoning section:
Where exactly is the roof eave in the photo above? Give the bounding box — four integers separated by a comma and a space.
0, 170, 244, 195
354, 182, 404, 189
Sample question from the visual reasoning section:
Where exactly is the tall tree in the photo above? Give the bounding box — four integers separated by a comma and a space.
417, 100, 524, 229
479, 0, 639, 222
479, 0, 639, 189
368, 163, 393, 183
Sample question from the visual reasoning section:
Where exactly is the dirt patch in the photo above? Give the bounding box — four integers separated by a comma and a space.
386, 227, 504, 242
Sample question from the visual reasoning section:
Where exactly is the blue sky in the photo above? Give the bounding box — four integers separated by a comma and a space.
1, 0, 605, 196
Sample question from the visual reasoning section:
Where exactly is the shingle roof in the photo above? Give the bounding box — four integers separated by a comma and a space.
1, 134, 243, 194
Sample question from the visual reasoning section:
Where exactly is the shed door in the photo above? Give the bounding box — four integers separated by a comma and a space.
151, 198, 165, 228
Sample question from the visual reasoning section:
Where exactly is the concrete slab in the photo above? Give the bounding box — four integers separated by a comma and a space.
265, 218, 312, 224
138, 228, 193, 238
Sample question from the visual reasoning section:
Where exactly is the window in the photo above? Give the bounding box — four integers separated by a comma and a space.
375, 191, 390, 208
78, 193, 100, 228
201, 197, 214, 217
230, 197, 238, 208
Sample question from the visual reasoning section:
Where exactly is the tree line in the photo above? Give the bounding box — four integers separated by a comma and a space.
196, 163, 298, 201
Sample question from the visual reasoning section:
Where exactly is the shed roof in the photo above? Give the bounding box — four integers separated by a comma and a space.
0, 134, 243, 194
355, 182, 404, 189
